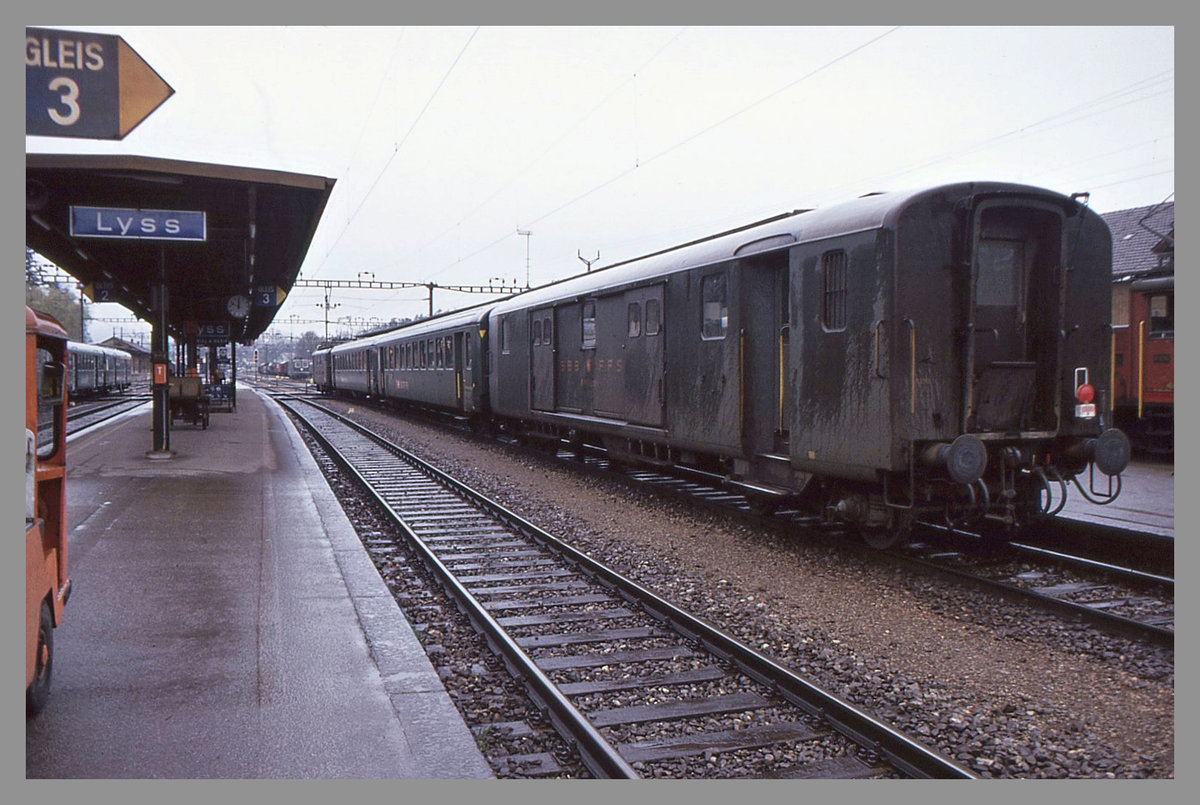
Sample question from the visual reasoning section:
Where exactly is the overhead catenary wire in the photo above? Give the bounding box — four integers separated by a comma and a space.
313, 27, 480, 276
813, 71, 1174, 204
428, 26, 903, 278
420, 27, 689, 282
292, 28, 1170, 326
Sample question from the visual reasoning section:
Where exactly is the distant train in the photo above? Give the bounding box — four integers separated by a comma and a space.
67, 341, 132, 397
314, 182, 1131, 547
287, 358, 312, 380
260, 358, 312, 379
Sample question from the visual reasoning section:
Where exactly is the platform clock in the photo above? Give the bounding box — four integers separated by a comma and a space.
226, 294, 251, 318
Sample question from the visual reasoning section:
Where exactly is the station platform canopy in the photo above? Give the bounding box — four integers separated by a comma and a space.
26, 153, 335, 344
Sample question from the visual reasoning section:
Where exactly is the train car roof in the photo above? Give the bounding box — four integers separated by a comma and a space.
328, 330, 390, 355
486, 181, 1087, 315
373, 306, 491, 341
316, 181, 1091, 350
328, 305, 492, 354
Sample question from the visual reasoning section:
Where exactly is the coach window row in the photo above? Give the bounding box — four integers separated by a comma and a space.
380, 336, 457, 370
334, 352, 367, 370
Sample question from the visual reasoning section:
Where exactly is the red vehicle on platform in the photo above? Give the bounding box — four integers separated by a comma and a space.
26, 306, 71, 716
1104, 201, 1174, 456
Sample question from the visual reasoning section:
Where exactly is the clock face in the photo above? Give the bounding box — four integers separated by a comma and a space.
226, 295, 251, 318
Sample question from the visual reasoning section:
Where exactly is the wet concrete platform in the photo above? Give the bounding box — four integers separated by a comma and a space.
1059, 459, 1174, 537
26, 386, 493, 779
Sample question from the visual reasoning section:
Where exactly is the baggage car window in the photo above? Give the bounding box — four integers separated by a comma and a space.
976, 239, 1022, 307
501, 316, 512, 355
646, 299, 661, 336
701, 274, 728, 340
465, 334, 472, 369
821, 251, 848, 331
582, 301, 597, 349
533, 318, 542, 346
628, 302, 641, 337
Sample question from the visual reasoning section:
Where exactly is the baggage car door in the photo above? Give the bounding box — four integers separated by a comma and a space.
625, 284, 666, 427
594, 295, 626, 418
531, 307, 555, 411
554, 304, 586, 414
968, 203, 1061, 432
740, 256, 789, 455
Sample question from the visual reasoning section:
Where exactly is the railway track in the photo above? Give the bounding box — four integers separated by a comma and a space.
893, 531, 1173, 649
287, 389, 1174, 651
276, 394, 975, 780
553, 444, 1174, 649
66, 395, 150, 437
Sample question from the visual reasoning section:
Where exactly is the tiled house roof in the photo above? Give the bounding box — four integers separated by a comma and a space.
99, 336, 151, 357
1101, 201, 1174, 280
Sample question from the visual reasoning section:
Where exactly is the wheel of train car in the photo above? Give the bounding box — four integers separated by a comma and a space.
854, 511, 912, 550
856, 525, 902, 550
27, 602, 53, 717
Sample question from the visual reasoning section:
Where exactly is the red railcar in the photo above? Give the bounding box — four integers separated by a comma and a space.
1104, 202, 1174, 456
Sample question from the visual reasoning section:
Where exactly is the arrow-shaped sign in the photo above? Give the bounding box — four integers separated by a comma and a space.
26, 27, 174, 140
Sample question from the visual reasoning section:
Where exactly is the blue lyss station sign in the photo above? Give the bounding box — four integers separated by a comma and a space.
70, 205, 206, 241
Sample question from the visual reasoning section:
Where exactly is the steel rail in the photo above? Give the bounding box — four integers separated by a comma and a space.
65, 397, 151, 439
278, 396, 638, 779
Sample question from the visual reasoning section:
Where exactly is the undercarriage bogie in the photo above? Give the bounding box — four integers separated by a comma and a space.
817, 431, 1131, 549
822, 484, 913, 549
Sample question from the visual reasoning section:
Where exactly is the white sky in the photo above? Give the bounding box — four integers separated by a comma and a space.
25, 24, 1175, 345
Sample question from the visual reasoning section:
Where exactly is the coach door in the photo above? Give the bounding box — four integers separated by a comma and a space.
367, 347, 381, 396
740, 256, 789, 454
452, 332, 465, 409
624, 284, 665, 427
531, 307, 555, 411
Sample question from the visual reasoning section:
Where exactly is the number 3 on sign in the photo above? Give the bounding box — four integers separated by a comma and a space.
46, 76, 81, 126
